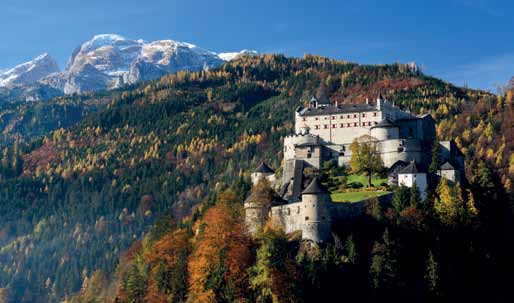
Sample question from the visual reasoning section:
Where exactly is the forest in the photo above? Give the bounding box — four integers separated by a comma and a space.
0, 54, 512, 302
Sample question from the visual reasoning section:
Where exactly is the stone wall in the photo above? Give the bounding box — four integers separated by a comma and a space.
270, 202, 304, 234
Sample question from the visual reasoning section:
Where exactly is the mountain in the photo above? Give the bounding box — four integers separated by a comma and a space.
218, 49, 258, 61
0, 35, 255, 100
41, 34, 229, 94
0, 53, 60, 88
0, 55, 508, 302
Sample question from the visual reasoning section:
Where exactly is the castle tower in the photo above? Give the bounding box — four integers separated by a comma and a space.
251, 162, 275, 186
301, 177, 332, 243
398, 161, 428, 200
244, 190, 269, 235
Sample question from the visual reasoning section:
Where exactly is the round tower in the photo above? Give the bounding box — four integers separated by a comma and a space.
244, 192, 268, 235
251, 162, 275, 186
370, 119, 399, 140
301, 177, 332, 243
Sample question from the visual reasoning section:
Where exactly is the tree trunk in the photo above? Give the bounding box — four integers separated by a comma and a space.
368, 171, 372, 187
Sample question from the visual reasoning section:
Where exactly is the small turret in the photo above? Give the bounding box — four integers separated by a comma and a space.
301, 177, 332, 243
251, 162, 275, 186
376, 93, 384, 110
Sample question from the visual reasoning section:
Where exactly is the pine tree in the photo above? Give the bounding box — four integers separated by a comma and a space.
410, 181, 421, 207
392, 185, 410, 213
345, 234, 358, 265
369, 229, 398, 290
429, 139, 440, 173
424, 250, 440, 297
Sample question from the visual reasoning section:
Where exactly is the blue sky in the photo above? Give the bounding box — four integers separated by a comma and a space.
0, 0, 512, 92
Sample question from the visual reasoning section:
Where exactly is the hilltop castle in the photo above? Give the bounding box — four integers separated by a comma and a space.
245, 94, 464, 243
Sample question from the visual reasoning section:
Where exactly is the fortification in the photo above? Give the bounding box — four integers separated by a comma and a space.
244, 93, 464, 243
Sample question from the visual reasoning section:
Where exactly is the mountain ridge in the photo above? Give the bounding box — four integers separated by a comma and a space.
0, 34, 255, 100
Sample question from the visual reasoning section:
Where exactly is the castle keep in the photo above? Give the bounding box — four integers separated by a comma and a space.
245, 94, 464, 243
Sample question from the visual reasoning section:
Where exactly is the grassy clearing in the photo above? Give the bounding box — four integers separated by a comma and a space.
345, 174, 388, 187
331, 190, 391, 203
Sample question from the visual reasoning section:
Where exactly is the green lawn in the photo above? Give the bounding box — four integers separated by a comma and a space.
345, 174, 387, 187
331, 191, 391, 203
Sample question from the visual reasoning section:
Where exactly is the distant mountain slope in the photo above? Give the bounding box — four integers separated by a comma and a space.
0, 55, 496, 302
0, 34, 253, 101
0, 53, 59, 87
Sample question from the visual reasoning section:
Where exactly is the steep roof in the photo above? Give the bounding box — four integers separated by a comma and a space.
255, 162, 274, 174
371, 119, 397, 129
440, 161, 455, 170
398, 161, 421, 174
301, 177, 329, 195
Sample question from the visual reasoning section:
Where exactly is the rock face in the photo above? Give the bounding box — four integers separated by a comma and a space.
0, 53, 60, 87
42, 34, 227, 94
1, 34, 254, 100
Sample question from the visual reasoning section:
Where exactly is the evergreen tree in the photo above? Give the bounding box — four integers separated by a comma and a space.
429, 139, 440, 174
345, 234, 358, 265
424, 250, 440, 297
410, 181, 421, 207
392, 185, 411, 213
369, 228, 398, 290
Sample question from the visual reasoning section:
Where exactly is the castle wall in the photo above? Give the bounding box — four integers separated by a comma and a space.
270, 202, 304, 234
295, 111, 383, 145
398, 173, 428, 200
337, 138, 427, 168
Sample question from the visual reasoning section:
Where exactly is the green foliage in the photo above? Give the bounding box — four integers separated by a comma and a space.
349, 135, 384, 187
369, 228, 398, 290
392, 185, 411, 213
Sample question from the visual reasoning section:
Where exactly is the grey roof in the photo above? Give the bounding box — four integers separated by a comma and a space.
295, 142, 322, 148
255, 162, 274, 174
301, 177, 329, 195
440, 161, 455, 170
299, 103, 377, 117
370, 119, 397, 129
244, 191, 287, 206
398, 161, 420, 174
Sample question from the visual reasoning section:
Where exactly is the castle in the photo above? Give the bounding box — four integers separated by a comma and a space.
245, 94, 464, 243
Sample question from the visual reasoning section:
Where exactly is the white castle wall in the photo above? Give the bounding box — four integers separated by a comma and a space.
270, 202, 304, 234
398, 172, 428, 200
295, 111, 382, 145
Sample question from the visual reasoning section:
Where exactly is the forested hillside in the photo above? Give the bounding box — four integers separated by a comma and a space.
0, 54, 510, 302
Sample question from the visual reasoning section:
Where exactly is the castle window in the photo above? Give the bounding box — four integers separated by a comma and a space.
347, 123, 351, 127
324, 117, 328, 120
374, 122, 378, 125
354, 114, 357, 118
302, 117, 307, 122
340, 124, 344, 128
354, 122, 358, 127
332, 116, 336, 120
373, 112, 378, 117
362, 113, 366, 117
315, 125, 320, 130
324, 125, 329, 129
305, 216, 310, 221
297, 207, 300, 214
340, 115, 344, 119
332, 124, 336, 128
347, 115, 351, 118
287, 208, 291, 215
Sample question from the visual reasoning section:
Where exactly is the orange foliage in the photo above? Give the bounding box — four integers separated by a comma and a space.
187, 191, 252, 303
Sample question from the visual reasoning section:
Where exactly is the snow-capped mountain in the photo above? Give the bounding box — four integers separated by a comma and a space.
42, 34, 251, 94
217, 50, 258, 61
0, 53, 60, 87
0, 34, 255, 100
